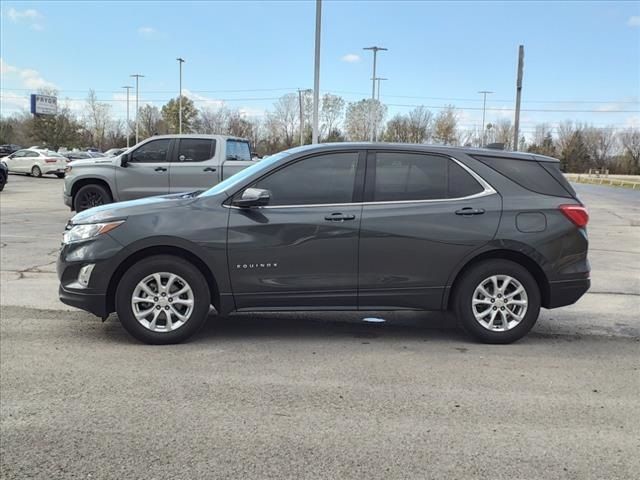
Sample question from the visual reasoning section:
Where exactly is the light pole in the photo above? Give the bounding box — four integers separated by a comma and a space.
131, 74, 144, 144
298, 88, 312, 145
478, 90, 493, 147
177, 57, 185, 134
363, 46, 387, 141
121, 85, 133, 148
374, 77, 388, 101
312, 0, 322, 144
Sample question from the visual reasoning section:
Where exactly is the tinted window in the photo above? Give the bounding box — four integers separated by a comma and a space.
130, 139, 170, 163
226, 140, 251, 161
540, 161, 577, 197
472, 155, 572, 198
252, 152, 358, 206
448, 160, 484, 197
177, 139, 214, 162
373, 153, 448, 201
27, 151, 40, 157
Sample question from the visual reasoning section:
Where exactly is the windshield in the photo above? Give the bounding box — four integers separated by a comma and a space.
200, 145, 310, 197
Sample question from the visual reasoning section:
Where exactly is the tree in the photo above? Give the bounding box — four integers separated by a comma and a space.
619, 128, 640, 174
344, 99, 386, 141
161, 96, 199, 133
528, 132, 557, 157
406, 106, 433, 143
494, 119, 514, 149
138, 105, 164, 138
320, 93, 345, 141
199, 106, 230, 134
561, 130, 591, 172
269, 93, 298, 148
432, 105, 458, 145
583, 127, 616, 169
84, 89, 112, 149
28, 106, 82, 150
384, 114, 412, 143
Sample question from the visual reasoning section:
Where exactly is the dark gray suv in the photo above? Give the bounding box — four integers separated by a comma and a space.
58, 143, 590, 344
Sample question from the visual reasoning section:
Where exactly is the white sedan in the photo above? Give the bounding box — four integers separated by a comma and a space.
3, 149, 68, 178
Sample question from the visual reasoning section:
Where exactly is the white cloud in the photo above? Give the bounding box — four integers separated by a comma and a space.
6, 8, 44, 30
138, 26, 157, 38
628, 16, 640, 27
341, 53, 361, 63
183, 89, 225, 110
0, 58, 56, 91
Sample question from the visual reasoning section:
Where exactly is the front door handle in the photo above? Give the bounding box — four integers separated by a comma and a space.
324, 213, 356, 222
154, 167, 167, 172
203, 167, 217, 172
455, 207, 485, 216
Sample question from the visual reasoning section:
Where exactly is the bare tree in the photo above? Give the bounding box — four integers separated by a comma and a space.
618, 128, 640, 173
270, 93, 298, 148
344, 99, 386, 141
199, 106, 230, 134
384, 114, 412, 143
494, 119, 515, 149
584, 126, 616, 169
84, 89, 111, 149
320, 93, 345, 141
432, 105, 458, 145
137, 104, 163, 138
406, 106, 433, 143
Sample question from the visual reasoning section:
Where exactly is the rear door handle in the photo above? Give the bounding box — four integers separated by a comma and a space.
324, 213, 356, 222
203, 167, 217, 172
455, 207, 485, 216
154, 167, 167, 172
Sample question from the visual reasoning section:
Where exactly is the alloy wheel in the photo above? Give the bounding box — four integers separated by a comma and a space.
471, 275, 528, 332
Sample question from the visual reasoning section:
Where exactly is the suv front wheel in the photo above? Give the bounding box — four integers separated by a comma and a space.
454, 259, 541, 344
115, 255, 211, 344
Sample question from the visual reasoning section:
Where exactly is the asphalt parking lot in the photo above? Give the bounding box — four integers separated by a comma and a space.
1, 173, 639, 479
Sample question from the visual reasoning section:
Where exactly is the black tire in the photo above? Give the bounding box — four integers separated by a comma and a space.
55, 173, 65, 179
73, 183, 112, 212
31, 165, 42, 178
115, 255, 211, 344
454, 259, 541, 344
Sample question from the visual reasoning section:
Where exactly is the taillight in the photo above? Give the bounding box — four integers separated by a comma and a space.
44, 158, 58, 163
559, 204, 589, 228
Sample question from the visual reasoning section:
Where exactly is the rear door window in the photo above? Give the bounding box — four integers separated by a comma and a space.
448, 160, 484, 198
176, 139, 215, 162
226, 140, 251, 161
472, 155, 573, 198
371, 152, 448, 201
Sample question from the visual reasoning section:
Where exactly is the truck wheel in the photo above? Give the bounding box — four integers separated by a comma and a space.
454, 259, 540, 344
74, 184, 112, 212
31, 165, 42, 178
115, 255, 211, 344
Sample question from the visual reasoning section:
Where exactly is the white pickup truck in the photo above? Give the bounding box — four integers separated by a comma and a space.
63, 134, 256, 211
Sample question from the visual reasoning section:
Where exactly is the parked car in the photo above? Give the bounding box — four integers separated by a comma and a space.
58, 143, 590, 345
4, 149, 68, 178
65, 152, 94, 161
0, 160, 8, 191
0, 144, 23, 158
63, 134, 255, 211
104, 148, 127, 157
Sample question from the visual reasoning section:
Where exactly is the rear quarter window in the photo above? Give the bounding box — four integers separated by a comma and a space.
471, 155, 573, 198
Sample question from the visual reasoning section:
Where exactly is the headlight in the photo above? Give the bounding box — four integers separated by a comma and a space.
62, 221, 124, 244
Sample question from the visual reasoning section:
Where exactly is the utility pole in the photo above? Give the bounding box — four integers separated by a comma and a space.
298, 89, 312, 146
130, 74, 144, 144
374, 77, 388, 101
478, 90, 493, 147
312, 0, 322, 144
176, 57, 185, 134
363, 46, 387, 141
121, 86, 133, 148
513, 45, 524, 151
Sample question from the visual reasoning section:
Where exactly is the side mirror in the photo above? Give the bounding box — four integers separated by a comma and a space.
232, 188, 271, 208
121, 153, 129, 167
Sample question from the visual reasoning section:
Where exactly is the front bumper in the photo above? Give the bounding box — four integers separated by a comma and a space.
63, 192, 73, 208
546, 278, 591, 308
57, 234, 126, 317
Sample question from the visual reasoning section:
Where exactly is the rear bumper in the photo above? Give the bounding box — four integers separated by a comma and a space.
546, 278, 590, 308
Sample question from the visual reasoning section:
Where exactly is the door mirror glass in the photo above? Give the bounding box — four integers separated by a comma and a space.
121, 153, 129, 167
233, 188, 271, 208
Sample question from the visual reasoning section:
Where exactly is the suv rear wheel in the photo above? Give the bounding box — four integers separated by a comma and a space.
115, 255, 211, 344
74, 183, 112, 212
454, 259, 541, 344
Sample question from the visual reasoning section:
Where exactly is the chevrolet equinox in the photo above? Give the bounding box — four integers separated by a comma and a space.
58, 143, 590, 344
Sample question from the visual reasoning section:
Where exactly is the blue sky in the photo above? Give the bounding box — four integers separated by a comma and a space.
1, 0, 639, 135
